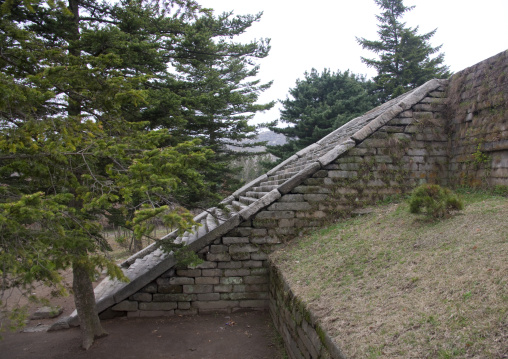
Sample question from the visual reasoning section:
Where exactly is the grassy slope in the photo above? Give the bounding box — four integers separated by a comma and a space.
270, 192, 507, 358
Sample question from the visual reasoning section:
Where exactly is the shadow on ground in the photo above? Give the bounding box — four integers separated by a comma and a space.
0, 310, 285, 359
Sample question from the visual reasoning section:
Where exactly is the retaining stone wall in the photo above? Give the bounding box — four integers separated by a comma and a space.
269, 265, 346, 359
446, 50, 508, 186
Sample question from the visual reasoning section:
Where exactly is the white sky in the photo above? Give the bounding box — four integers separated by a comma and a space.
198, 0, 508, 126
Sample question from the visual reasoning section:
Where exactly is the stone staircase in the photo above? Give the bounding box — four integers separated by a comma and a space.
67, 78, 446, 325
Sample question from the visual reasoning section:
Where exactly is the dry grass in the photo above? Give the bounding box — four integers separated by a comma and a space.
270, 193, 508, 358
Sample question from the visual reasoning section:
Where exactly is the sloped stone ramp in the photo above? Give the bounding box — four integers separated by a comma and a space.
67, 78, 446, 325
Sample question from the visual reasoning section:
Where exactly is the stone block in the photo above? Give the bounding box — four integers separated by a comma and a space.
209, 245, 228, 254
250, 236, 281, 245
268, 202, 312, 211
250, 252, 269, 261
140, 283, 157, 293
129, 293, 152, 302
194, 261, 217, 269
214, 284, 233, 293
168, 277, 194, 285
230, 252, 251, 261
292, 186, 332, 194
244, 276, 268, 284
31, 306, 63, 319
156, 280, 183, 294
229, 244, 259, 254
153, 293, 195, 302
178, 302, 191, 310
183, 285, 213, 294
224, 268, 251, 276
254, 210, 295, 219
195, 277, 220, 285
218, 261, 242, 269
235, 284, 269, 292
220, 277, 243, 285
222, 237, 249, 244
250, 268, 269, 276
202, 269, 222, 277
139, 302, 177, 311
328, 170, 357, 178
242, 260, 264, 268
303, 194, 329, 202
206, 252, 231, 262
250, 228, 268, 237
197, 293, 221, 301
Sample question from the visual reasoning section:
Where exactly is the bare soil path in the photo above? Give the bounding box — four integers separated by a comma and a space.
0, 310, 284, 359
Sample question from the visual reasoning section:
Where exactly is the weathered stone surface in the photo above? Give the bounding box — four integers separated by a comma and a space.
232, 174, 267, 197
254, 210, 295, 219
130, 293, 152, 302
267, 202, 311, 211
266, 155, 298, 176
238, 189, 282, 221
183, 285, 213, 294
195, 277, 220, 285
278, 162, 322, 194
153, 293, 195, 302
222, 236, 249, 244
31, 306, 63, 320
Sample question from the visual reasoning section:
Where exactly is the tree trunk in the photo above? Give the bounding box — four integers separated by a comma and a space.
72, 261, 108, 350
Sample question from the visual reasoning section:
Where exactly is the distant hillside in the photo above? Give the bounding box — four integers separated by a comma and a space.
227, 130, 287, 153
229, 130, 287, 182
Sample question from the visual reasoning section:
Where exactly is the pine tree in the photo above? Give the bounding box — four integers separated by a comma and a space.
357, 0, 450, 102
267, 69, 378, 161
0, 0, 270, 348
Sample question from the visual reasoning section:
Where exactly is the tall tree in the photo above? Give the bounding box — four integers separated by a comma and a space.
0, 0, 270, 348
267, 69, 378, 161
357, 0, 450, 102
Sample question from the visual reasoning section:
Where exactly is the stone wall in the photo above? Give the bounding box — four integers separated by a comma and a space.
446, 50, 508, 186
269, 265, 346, 359
103, 82, 449, 320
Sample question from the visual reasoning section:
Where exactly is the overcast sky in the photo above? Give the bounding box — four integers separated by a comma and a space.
198, 0, 508, 126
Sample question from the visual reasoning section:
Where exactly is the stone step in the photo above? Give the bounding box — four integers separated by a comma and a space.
231, 200, 248, 212
205, 212, 219, 232
281, 163, 308, 173
258, 179, 286, 187
251, 184, 278, 192
245, 191, 269, 199
272, 172, 298, 181
239, 195, 257, 206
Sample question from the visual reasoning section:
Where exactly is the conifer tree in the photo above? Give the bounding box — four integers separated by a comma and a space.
0, 0, 270, 348
357, 0, 450, 102
267, 69, 378, 161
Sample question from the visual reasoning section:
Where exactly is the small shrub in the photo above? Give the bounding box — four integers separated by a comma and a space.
409, 184, 464, 218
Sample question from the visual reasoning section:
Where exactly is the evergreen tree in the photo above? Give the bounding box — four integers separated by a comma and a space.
0, 0, 270, 348
357, 0, 450, 102
267, 69, 378, 161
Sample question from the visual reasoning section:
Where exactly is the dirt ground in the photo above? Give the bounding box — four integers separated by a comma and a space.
0, 268, 286, 359
0, 310, 285, 359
